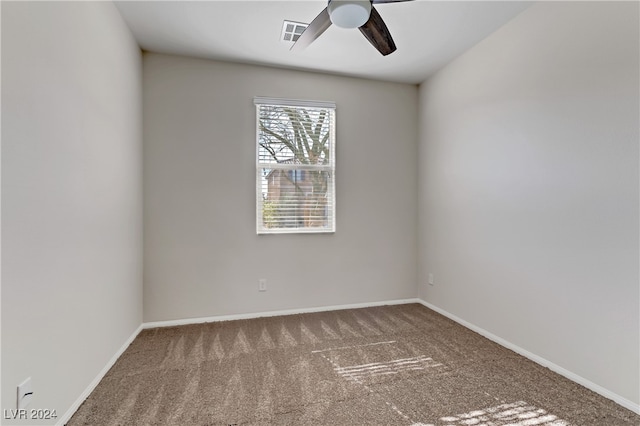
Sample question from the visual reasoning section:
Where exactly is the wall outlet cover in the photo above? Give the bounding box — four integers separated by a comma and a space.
17, 377, 33, 409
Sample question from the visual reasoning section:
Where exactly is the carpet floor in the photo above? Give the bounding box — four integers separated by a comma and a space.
68, 303, 639, 425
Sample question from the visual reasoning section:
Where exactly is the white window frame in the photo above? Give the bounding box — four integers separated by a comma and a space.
255, 96, 336, 234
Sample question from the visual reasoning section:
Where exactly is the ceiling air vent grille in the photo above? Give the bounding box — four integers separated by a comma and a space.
281, 20, 308, 43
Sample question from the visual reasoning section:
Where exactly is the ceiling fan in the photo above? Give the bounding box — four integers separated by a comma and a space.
291, 0, 413, 56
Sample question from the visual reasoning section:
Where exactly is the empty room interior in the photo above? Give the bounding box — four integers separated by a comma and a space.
1, 1, 639, 425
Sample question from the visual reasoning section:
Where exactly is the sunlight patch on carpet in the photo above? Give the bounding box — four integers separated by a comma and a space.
314, 340, 446, 425
335, 355, 443, 382
311, 340, 397, 354
437, 401, 568, 426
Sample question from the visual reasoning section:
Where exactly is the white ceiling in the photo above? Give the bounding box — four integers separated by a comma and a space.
114, 0, 532, 84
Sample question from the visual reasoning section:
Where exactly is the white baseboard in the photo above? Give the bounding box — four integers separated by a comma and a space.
143, 298, 421, 329
57, 324, 144, 426
417, 299, 640, 415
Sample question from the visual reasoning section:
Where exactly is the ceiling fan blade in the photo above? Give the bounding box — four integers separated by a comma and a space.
372, 0, 414, 3
358, 6, 397, 56
290, 7, 332, 51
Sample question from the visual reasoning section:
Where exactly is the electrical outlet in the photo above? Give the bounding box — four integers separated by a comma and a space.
258, 278, 267, 292
17, 377, 33, 409
428, 273, 434, 286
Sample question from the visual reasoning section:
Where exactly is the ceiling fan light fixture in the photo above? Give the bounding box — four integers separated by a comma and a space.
328, 0, 372, 29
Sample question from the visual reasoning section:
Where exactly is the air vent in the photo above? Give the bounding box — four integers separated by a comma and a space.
281, 20, 308, 43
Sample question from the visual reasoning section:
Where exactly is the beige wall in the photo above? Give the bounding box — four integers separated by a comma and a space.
143, 53, 419, 322
1, 2, 143, 423
418, 1, 639, 406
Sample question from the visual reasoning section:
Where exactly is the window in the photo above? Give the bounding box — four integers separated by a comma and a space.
255, 97, 336, 234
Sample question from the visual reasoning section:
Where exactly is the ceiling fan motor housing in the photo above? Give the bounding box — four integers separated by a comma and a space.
328, 0, 372, 28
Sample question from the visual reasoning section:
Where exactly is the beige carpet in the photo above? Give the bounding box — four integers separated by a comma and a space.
68, 304, 639, 425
